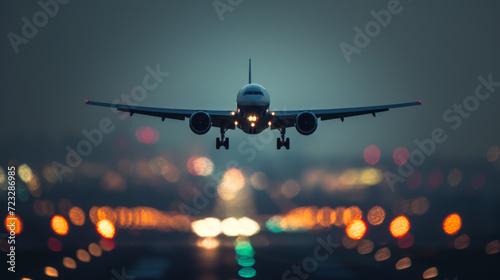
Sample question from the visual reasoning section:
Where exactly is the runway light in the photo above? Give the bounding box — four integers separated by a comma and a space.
251, 123, 255, 127
443, 213, 461, 235
390, 216, 410, 238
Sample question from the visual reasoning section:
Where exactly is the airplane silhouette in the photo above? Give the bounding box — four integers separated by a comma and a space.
86, 60, 421, 149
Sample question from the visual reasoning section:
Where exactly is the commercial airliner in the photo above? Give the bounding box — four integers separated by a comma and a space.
86, 60, 421, 149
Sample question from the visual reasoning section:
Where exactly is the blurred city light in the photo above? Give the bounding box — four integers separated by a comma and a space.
345, 219, 367, 240
393, 147, 409, 165
422, 267, 438, 279
443, 213, 462, 235
363, 145, 381, 165
44, 266, 58, 277
191, 217, 221, 237
367, 206, 385, 226
395, 257, 412, 270
4, 214, 22, 235
96, 219, 115, 239
69, 206, 86, 226
187, 156, 214, 176
51, 215, 69, 236
389, 216, 410, 238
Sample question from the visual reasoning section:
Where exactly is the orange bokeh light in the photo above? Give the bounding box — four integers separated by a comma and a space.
4, 214, 22, 235
51, 215, 69, 236
443, 213, 462, 235
390, 216, 410, 238
345, 219, 367, 240
367, 206, 385, 226
96, 219, 115, 239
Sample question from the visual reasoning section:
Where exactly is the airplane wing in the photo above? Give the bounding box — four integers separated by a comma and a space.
85, 100, 235, 129
271, 101, 421, 128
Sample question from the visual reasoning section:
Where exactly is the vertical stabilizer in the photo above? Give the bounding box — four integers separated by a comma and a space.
249, 59, 252, 84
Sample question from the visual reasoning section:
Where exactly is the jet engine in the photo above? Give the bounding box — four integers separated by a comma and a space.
295, 112, 318, 135
189, 111, 211, 135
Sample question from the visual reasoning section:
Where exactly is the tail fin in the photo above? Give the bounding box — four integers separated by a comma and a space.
248, 59, 252, 84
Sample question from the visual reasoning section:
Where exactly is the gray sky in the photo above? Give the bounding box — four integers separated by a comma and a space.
1, 0, 500, 164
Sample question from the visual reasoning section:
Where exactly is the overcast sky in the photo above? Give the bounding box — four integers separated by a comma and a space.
1, 0, 499, 165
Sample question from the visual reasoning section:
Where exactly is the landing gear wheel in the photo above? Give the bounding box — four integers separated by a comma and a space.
277, 127, 290, 150
216, 127, 229, 149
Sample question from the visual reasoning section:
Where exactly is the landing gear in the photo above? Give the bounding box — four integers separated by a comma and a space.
277, 127, 290, 150
216, 127, 229, 149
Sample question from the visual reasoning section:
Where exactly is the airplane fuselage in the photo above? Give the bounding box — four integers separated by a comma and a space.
236, 83, 271, 134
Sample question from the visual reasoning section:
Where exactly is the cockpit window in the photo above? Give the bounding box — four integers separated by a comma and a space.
243, 91, 264, 96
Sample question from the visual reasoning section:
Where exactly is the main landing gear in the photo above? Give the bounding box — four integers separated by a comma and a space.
277, 127, 290, 150
216, 127, 229, 149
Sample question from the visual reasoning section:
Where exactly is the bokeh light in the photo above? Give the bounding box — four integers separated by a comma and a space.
486, 240, 500, 254
390, 216, 410, 238
423, 267, 438, 279
471, 172, 485, 189
397, 232, 414, 249
48, 237, 63, 252
218, 168, 245, 201
88, 243, 102, 257
192, 217, 221, 237
374, 247, 391, 261
63, 257, 77, 269
487, 146, 500, 162
447, 168, 463, 187
4, 214, 22, 235
69, 206, 86, 226
393, 147, 409, 165
51, 215, 69, 236
410, 197, 429, 215
96, 219, 115, 239
250, 172, 269, 190
367, 206, 385, 226
454, 234, 470, 250
187, 156, 214, 176
342, 235, 361, 249
45, 266, 58, 277
345, 219, 367, 240
429, 168, 444, 189
281, 179, 301, 199
343, 206, 363, 225
363, 145, 381, 165
135, 126, 159, 145
443, 213, 462, 235
357, 239, 374, 254
76, 249, 91, 262
407, 171, 422, 189
395, 257, 411, 270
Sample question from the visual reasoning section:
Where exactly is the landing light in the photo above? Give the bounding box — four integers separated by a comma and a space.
231, 111, 236, 116
234, 121, 238, 126
251, 123, 255, 127
271, 112, 275, 116
268, 121, 272, 126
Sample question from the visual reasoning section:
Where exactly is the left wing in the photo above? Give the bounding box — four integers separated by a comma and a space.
271, 101, 421, 128
85, 100, 234, 128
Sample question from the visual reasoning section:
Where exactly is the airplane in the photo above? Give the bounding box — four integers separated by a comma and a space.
86, 59, 421, 150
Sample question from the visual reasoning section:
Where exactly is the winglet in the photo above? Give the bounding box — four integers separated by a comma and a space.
249, 59, 252, 84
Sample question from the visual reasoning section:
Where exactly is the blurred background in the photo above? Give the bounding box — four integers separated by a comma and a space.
1, 0, 500, 279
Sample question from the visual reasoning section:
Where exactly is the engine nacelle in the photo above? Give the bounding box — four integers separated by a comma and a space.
189, 111, 211, 135
295, 111, 318, 135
